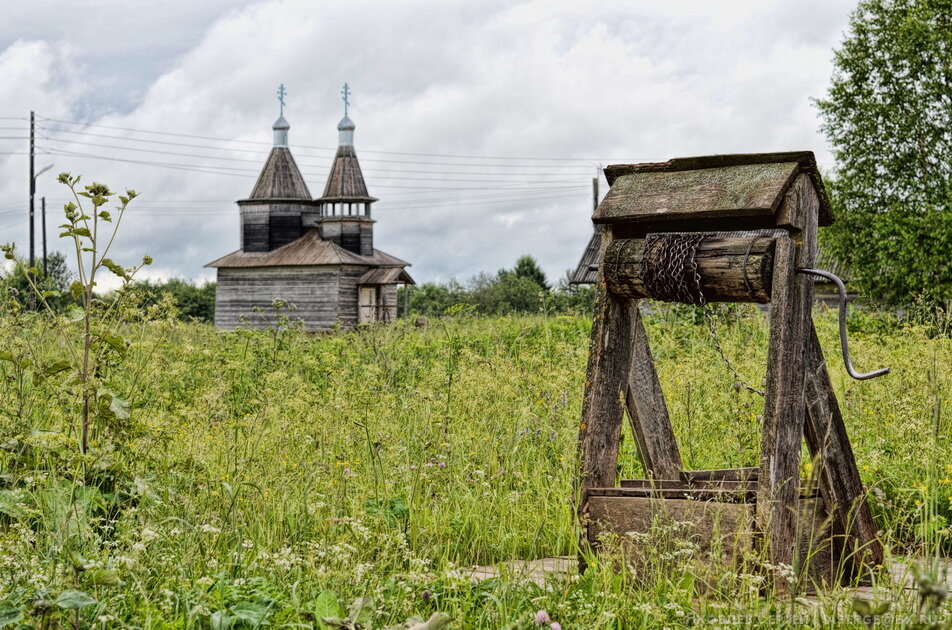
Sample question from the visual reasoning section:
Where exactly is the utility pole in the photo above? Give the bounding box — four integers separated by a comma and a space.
592, 175, 599, 213
29, 110, 34, 269
42, 196, 47, 276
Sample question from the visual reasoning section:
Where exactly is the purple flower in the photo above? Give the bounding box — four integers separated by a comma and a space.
551, 623, 562, 630
437, 461, 446, 468
534, 610, 550, 625
410, 465, 418, 470
421, 589, 431, 601
343, 468, 352, 474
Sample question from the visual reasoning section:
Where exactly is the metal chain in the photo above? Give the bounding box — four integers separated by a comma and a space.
642, 233, 766, 397
642, 233, 707, 304
703, 308, 765, 397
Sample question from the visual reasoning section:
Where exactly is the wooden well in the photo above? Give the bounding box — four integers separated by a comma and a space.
577, 152, 882, 592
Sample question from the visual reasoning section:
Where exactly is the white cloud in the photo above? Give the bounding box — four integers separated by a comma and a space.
0, 0, 855, 287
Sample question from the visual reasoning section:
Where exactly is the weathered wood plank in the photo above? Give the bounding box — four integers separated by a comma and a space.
626, 305, 682, 479
601, 151, 834, 226
680, 467, 760, 483
607, 483, 819, 499
577, 286, 634, 498
604, 237, 776, 303
804, 322, 884, 571
594, 162, 799, 225
757, 173, 818, 591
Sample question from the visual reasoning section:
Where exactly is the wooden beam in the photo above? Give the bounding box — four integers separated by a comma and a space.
577, 285, 635, 505
803, 323, 884, 570
680, 467, 759, 483
626, 305, 682, 479
757, 174, 818, 590
604, 237, 776, 303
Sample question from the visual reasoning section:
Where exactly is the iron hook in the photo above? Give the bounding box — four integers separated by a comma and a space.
797, 268, 890, 380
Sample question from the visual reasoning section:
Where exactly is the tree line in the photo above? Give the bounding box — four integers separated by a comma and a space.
1, 251, 592, 322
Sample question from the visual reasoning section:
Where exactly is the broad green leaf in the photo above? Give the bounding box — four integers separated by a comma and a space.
65, 305, 85, 322
319, 618, 349, 628
54, 590, 96, 609
229, 601, 271, 625
69, 281, 85, 301
85, 568, 121, 587
41, 360, 72, 378
210, 610, 235, 630
347, 596, 374, 625
0, 608, 23, 627
101, 333, 128, 356
311, 590, 345, 629
72, 227, 91, 238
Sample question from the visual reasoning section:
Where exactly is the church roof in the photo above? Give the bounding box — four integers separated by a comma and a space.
244, 147, 311, 201
206, 229, 409, 269
318, 145, 377, 203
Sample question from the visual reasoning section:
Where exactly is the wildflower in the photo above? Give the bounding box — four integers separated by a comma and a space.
551, 624, 562, 630
410, 465, 417, 470
201, 524, 221, 534
233, 578, 246, 586
535, 610, 551, 625
437, 462, 446, 468
140, 528, 160, 542
421, 589, 432, 601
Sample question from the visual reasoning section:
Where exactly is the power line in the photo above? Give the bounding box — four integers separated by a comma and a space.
37, 114, 625, 164
40, 136, 590, 183
38, 126, 596, 170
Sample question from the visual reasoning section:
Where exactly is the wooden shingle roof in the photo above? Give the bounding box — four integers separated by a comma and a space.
245, 147, 311, 200
319, 145, 377, 202
596, 152, 834, 228
205, 229, 409, 269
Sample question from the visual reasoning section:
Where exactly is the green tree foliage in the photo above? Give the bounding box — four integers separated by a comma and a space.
510, 255, 550, 291
0, 250, 73, 312
401, 255, 595, 317
133, 278, 216, 322
815, 0, 952, 306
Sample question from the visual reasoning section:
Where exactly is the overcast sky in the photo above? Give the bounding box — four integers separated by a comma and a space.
0, 0, 857, 287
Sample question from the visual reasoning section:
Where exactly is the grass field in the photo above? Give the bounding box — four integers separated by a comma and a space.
1, 303, 950, 628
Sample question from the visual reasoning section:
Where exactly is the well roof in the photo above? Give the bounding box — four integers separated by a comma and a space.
596, 151, 834, 227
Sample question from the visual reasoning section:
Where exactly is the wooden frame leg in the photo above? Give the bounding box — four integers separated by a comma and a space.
804, 323, 884, 571
758, 174, 819, 591
578, 288, 635, 513
626, 303, 682, 479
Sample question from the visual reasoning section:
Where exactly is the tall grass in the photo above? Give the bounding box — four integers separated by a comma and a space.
0, 305, 949, 627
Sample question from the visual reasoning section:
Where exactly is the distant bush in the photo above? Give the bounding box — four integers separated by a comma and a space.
132, 278, 216, 322
0, 250, 74, 312
400, 255, 595, 317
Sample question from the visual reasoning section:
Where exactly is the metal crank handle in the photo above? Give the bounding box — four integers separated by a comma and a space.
797, 268, 890, 380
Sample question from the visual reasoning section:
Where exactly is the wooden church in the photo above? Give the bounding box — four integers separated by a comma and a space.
207, 86, 414, 331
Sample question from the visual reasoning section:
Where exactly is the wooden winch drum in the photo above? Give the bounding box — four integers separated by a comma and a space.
603, 235, 776, 304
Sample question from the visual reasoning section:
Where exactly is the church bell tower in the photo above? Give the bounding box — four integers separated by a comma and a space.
305, 83, 377, 256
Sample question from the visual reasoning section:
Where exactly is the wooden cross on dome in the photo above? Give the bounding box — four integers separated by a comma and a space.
341, 82, 351, 116
277, 83, 287, 116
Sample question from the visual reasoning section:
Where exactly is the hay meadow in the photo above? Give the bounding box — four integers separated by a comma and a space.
1, 296, 950, 628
